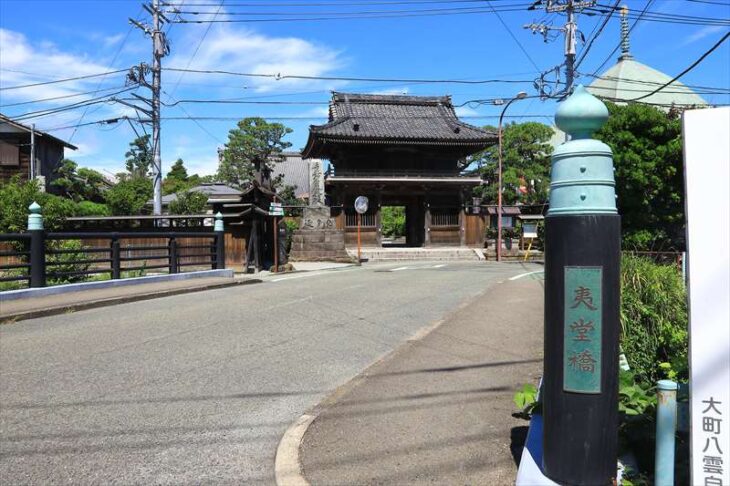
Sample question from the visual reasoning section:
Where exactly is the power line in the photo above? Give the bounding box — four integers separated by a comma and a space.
484, 0, 542, 72
0, 84, 131, 108
164, 0, 521, 6
573, 0, 620, 71
69, 10, 142, 143
0, 69, 129, 91
626, 30, 730, 102
163, 67, 535, 84
168, 0, 223, 97
8, 87, 138, 122
170, 5, 534, 22
589, 0, 655, 78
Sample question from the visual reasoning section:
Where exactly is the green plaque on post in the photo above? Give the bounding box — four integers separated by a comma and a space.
563, 266, 603, 394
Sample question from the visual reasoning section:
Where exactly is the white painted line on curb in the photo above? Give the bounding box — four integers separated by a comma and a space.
391, 266, 410, 272
509, 270, 544, 281
275, 414, 316, 486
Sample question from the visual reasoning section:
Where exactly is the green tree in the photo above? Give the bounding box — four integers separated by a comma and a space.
471, 122, 554, 206
52, 159, 109, 202
595, 103, 685, 250
216, 117, 292, 188
163, 158, 200, 195
168, 190, 208, 215
0, 177, 76, 232
104, 176, 153, 215
381, 206, 406, 238
125, 135, 153, 177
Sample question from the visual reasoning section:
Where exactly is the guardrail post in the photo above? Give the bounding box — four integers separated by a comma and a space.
111, 234, 121, 280
655, 379, 678, 486
169, 237, 178, 274
214, 212, 225, 269
27, 202, 46, 288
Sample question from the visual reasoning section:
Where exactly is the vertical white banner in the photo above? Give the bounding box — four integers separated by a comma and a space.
684, 107, 730, 486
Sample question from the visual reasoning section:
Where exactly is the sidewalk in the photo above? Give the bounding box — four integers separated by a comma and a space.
298, 274, 545, 485
0, 275, 257, 322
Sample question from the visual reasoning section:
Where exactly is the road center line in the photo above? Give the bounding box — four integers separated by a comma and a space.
391, 267, 409, 272
432, 264, 446, 268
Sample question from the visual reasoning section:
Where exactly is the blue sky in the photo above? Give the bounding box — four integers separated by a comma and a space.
1, 0, 728, 178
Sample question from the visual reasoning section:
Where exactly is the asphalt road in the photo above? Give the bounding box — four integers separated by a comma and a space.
0, 261, 539, 484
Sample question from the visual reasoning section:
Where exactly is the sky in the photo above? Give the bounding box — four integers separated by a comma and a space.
1, 0, 728, 179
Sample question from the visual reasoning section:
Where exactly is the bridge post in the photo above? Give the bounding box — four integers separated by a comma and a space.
214, 212, 225, 270
27, 202, 46, 288
542, 85, 621, 485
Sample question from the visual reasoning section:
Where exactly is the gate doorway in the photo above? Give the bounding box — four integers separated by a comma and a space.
381, 206, 406, 247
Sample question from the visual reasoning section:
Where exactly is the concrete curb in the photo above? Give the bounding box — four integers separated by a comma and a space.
0, 279, 261, 324
274, 414, 316, 486
0, 269, 235, 302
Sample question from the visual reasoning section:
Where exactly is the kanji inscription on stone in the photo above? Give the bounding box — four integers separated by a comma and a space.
564, 266, 603, 394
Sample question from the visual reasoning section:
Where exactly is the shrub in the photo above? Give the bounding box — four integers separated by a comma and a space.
0, 177, 76, 233
620, 254, 688, 384
104, 176, 153, 215
168, 190, 208, 215
74, 201, 111, 217
46, 240, 92, 285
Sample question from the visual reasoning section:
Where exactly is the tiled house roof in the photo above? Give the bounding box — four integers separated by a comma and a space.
303, 93, 495, 158
272, 152, 320, 199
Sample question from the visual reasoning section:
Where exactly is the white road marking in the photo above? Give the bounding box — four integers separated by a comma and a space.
391, 266, 410, 272
271, 272, 326, 282
509, 270, 544, 281
431, 264, 447, 268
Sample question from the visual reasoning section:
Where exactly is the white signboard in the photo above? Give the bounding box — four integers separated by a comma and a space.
684, 107, 730, 486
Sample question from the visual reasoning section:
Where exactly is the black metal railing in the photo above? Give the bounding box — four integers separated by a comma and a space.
1, 230, 225, 289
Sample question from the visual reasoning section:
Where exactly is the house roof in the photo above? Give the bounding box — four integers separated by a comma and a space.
272, 152, 318, 199
302, 92, 495, 158
0, 114, 78, 150
158, 183, 242, 206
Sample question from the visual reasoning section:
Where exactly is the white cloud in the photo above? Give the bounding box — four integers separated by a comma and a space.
454, 105, 480, 118
0, 28, 124, 104
166, 24, 347, 94
681, 26, 725, 46
371, 86, 410, 95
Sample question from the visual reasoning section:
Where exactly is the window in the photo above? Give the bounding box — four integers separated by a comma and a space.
0, 141, 20, 166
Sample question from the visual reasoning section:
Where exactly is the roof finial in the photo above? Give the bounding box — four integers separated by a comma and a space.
619, 5, 633, 61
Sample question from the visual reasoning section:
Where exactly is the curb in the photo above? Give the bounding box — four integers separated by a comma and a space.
0, 279, 262, 324
275, 414, 316, 486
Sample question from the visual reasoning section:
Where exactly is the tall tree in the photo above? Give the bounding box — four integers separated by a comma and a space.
52, 159, 110, 202
125, 135, 153, 177
216, 117, 292, 188
471, 122, 554, 207
595, 102, 685, 250
104, 176, 153, 215
163, 158, 199, 195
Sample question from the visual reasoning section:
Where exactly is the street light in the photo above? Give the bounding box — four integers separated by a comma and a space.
495, 91, 528, 262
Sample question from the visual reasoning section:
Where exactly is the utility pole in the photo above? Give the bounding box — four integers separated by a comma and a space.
524, 0, 595, 97
130, 1, 169, 215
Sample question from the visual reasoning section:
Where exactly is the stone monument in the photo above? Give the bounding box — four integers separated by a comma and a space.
288, 161, 352, 262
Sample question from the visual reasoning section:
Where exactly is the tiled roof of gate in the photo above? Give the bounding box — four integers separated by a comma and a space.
302, 93, 495, 157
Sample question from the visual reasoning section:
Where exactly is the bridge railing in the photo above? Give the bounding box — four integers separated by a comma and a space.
0, 203, 226, 289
